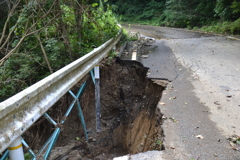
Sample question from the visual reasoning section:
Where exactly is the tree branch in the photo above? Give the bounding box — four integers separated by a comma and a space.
36, 34, 53, 74
0, 0, 21, 45
0, 13, 60, 66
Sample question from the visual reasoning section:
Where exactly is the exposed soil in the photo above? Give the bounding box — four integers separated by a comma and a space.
23, 58, 165, 160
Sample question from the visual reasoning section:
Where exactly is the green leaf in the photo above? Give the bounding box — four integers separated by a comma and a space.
231, 1, 240, 14
24, 152, 32, 160
92, 3, 98, 7
156, 140, 162, 145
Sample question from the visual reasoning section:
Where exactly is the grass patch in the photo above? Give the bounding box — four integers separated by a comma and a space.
194, 18, 240, 36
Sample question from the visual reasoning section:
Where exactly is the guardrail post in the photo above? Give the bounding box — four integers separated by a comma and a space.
8, 137, 24, 160
94, 65, 101, 132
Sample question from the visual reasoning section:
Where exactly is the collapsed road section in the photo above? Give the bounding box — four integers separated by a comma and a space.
123, 24, 240, 160
23, 59, 166, 160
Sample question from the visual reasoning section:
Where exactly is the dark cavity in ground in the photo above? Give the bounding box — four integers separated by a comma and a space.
23, 59, 165, 160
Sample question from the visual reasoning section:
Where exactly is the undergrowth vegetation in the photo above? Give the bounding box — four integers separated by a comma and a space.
195, 18, 240, 35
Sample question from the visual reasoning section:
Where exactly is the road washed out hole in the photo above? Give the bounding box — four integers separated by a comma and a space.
24, 60, 165, 160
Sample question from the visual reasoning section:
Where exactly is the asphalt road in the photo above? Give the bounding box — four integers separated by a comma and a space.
122, 24, 240, 160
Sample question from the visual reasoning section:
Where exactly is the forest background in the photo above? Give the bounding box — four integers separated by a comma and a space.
108, 0, 240, 34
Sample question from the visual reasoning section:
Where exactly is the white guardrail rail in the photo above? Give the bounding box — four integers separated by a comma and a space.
0, 30, 122, 153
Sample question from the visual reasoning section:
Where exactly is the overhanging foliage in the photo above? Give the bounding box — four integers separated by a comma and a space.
0, 0, 119, 101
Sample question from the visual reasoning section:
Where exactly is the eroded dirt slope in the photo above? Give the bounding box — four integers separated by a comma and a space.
23, 59, 165, 160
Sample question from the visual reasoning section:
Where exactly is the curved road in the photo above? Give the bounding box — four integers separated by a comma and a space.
122, 24, 240, 160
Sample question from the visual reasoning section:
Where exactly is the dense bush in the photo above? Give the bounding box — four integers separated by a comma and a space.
198, 18, 240, 34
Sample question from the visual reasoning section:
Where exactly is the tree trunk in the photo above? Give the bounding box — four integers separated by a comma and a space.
74, 0, 83, 52
56, 0, 73, 61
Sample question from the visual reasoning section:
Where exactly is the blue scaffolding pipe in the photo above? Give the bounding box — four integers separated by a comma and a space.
68, 83, 88, 141
0, 78, 89, 160
65, 82, 86, 122
68, 90, 87, 131
77, 81, 87, 97
90, 69, 95, 85
64, 92, 81, 122
22, 138, 36, 158
44, 128, 61, 159
44, 113, 57, 126
36, 132, 54, 157
76, 100, 88, 141
0, 150, 8, 160
43, 82, 88, 159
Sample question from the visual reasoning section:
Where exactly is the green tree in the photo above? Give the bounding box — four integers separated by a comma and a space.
231, 0, 240, 13
214, 0, 240, 21
161, 0, 216, 28
108, 0, 166, 23
0, 0, 119, 101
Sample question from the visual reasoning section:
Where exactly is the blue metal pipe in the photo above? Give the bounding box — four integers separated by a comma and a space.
90, 69, 96, 85
0, 78, 90, 160
0, 150, 8, 160
4, 81, 89, 160
60, 96, 76, 124
43, 82, 88, 159
68, 83, 88, 141
68, 90, 77, 99
21, 138, 36, 158
37, 133, 54, 157
76, 101, 88, 141
44, 128, 60, 159
77, 82, 87, 98
44, 113, 57, 126
64, 82, 87, 124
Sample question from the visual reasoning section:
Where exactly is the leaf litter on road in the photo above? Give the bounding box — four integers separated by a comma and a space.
214, 101, 220, 105
195, 135, 204, 139
228, 134, 240, 151
168, 117, 178, 123
159, 102, 165, 105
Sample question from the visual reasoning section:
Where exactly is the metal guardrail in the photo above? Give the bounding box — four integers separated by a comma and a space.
0, 30, 122, 153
